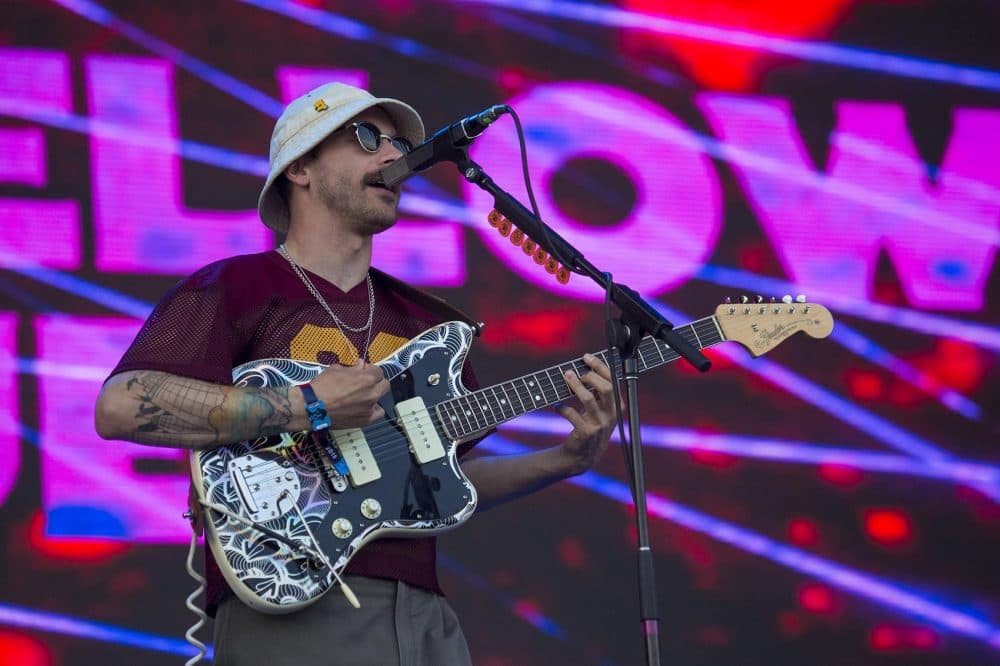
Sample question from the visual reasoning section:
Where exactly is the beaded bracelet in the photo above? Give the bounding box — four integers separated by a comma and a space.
299, 383, 331, 431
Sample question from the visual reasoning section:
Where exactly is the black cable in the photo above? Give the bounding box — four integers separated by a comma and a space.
604, 272, 637, 503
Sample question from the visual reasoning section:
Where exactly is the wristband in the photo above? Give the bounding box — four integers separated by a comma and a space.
300, 383, 331, 431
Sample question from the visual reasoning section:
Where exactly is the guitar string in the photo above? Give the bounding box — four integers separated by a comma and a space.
316, 318, 722, 459
309, 323, 711, 455
233, 318, 722, 478
282, 318, 724, 466
238, 317, 731, 495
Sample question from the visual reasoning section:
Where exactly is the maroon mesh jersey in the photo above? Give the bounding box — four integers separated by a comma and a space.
110, 249, 483, 615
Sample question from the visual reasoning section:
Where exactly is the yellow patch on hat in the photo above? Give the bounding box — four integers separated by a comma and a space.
313, 99, 328, 112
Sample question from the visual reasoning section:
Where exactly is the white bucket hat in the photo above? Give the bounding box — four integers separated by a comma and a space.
258, 82, 425, 233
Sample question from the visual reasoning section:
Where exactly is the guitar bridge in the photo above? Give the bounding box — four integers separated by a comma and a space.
228, 455, 302, 521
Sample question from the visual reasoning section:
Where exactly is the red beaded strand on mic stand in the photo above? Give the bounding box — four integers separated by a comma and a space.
488, 209, 570, 284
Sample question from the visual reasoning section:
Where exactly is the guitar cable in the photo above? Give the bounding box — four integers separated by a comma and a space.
182, 526, 208, 665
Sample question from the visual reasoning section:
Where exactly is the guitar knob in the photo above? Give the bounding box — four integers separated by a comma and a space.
795, 294, 807, 303
360, 498, 382, 519
781, 294, 793, 304
332, 518, 353, 539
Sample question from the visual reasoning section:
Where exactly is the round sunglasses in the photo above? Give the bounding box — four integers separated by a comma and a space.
339, 121, 413, 155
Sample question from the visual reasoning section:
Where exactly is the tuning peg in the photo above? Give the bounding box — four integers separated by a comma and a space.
724, 296, 732, 304
781, 294, 793, 304
755, 295, 764, 303
740, 295, 749, 304
795, 294, 807, 303
770, 296, 777, 303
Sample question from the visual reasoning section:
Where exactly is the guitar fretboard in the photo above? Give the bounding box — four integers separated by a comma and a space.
435, 315, 724, 440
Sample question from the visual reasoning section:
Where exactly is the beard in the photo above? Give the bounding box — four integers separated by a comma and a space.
315, 170, 399, 236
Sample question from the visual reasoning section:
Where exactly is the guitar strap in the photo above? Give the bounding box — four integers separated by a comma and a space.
372, 267, 484, 336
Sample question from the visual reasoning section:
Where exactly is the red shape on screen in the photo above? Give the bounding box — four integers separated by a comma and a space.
0, 631, 52, 666
621, 0, 857, 91
787, 517, 820, 547
863, 508, 913, 546
26, 511, 128, 562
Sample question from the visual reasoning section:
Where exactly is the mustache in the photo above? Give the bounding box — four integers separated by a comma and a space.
364, 171, 399, 193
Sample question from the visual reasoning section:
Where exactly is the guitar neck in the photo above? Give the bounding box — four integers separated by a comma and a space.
436, 314, 725, 440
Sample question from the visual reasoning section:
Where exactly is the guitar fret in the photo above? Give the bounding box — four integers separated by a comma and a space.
512, 381, 528, 416
688, 322, 704, 349
710, 315, 724, 342
554, 364, 573, 402
523, 375, 545, 409
435, 403, 457, 440
485, 386, 502, 423
471, 389, 494, 429
652, 338, 666, 364
463, 394, 486, 432
635, 344, 651, 372
494, 385, 516, 421
497, 382, 528, 418
452, 395, 476, 437
543, 368, 560, 403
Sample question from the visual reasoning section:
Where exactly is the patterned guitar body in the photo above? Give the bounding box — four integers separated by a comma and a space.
190, 320, 479, 614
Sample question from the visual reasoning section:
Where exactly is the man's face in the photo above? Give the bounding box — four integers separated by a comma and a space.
307, 108, 408, 235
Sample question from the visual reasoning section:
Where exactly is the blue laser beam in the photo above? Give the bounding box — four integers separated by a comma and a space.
499, 414, 1000, 486
480, 7, 684, 88
240, 0, 496, 81
49, 0, 284, 117
0, 602, 213, 660
1, 258, 153, 319
0, 101, 269, 178
654, 300, 1000, 505
696, 264, 1000, 353
479, 436, 1000, 649
455, 0, 1000, 92
830, 320, 983, 421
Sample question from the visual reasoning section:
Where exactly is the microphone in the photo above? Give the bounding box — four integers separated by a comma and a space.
380, 104, 510, 188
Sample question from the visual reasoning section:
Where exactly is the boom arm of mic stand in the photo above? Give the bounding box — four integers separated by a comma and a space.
459, 156, 711, 372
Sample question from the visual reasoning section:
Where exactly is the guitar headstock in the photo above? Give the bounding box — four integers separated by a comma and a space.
715, 296, 833, 357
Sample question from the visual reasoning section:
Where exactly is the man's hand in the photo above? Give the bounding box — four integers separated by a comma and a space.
555, 353, 619, 475
309, 360, 391, 428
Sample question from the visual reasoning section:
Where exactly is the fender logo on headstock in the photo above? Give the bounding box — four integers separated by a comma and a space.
716, 301, 834, 357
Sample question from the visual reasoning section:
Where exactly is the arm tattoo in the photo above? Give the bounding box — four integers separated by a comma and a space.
125, 372, 294, 446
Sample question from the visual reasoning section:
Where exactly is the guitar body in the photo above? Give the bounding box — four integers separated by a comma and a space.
190, 320, 480, 614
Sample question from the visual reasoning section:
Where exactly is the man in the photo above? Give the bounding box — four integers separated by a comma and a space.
94, 82, 617, 664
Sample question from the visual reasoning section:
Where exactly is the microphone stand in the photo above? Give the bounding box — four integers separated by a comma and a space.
450, 151, 711, 666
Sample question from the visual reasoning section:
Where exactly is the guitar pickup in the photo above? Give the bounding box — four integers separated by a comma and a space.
395, 397, 446, 464
332, 428, 381, 487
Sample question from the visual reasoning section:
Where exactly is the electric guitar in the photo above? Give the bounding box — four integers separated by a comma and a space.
190, 300, 833, 613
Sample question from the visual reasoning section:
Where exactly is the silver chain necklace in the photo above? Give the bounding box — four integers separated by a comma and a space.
277, 243, 376, 358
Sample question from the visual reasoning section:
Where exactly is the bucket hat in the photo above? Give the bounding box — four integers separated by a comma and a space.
258, 82, 425, 233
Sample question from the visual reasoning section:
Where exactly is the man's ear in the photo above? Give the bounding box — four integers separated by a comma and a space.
285, 158, 310, 187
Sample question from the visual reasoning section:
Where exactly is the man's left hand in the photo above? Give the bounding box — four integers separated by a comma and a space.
555, 353, 619, 475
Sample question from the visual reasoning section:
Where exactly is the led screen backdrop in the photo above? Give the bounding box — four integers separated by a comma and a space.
1, 0, 998, 664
